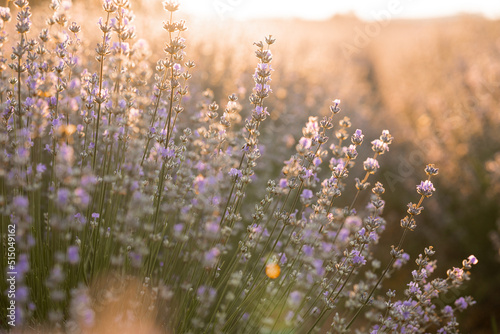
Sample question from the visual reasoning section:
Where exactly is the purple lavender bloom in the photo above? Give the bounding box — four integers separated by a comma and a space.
303, 168, 314, 180
115, 41, 131, 55
91, 213, 99, 219
454, 297, 468, 311
363, 158, 380, 173
0, 7, 11, 21
394, 252, 410, 269
160, 147, 175, 159
24, 97, 35, 107
15, 307, 24, 326
82, 309, 95, 328
194, 175, 206, 193
288, 291, 303, 307
304, 116, 319, 135
211, 196, 220, 206
313, 259, 324, 276
16, 254, 29, 280
416, 180, 436, 197
299, 137, 312, 149
332, 163, 347, 178
50, 265, 65, 283
371, 139, 389, 154
250, 224, 263, 235
205, 221, 219, 235
301, 189, 314, 200
49, 96, 57, 107
351, 250, 366, 265
74, 188, 90, 207
81, 175, 98, 188
69, 78, 80, 90
13, 195, 29, 209
36, 163, 46, 174
321, 242, 333, 253
174, 224, 184, 233
442, 305, 454, 317
67, 246, 80, 264
303, 245, 314, 257
351, 129, 364, 145
420, 268, 428, 279
195, 161, 206, 171
425, 263, 436, 274
369, 231, 378, 242
345, 216, 362, 228
57, 188, 71, 206
337, 228, 350, 242
59, 145, 75, 164
346, 144, 358, 159
204, 247, 220, 267
407, 281, 421, 295
397, 300, 416, 320
172, 63, 182, 72
279, 178, 288, 189
74, 213, 86, 225
257, 63, 272, 71
228, 168, 243, 178
16, 286, 29, 302
180, 205, 190, 215
380, 129, 393, 144
276, 253, 287, 265
411, 270, 419, 280
467, 255, 478, 265
254, 105, 269, 116
448, 267, 464, 280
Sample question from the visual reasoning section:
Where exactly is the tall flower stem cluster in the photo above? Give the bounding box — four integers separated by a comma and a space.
344, 166, 438, 330
218, 37, 274, 231
0, 1, 477, 333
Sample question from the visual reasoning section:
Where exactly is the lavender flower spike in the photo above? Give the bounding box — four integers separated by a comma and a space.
416, 180, 436, 197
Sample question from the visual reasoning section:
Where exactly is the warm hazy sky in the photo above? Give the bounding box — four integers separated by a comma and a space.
181, 0, 500, 20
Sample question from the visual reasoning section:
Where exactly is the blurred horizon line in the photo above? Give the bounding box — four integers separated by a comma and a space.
175, 0, 500, 22
178, 11, 500, 23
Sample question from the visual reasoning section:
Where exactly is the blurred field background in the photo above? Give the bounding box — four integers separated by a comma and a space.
20, 0, 500, 332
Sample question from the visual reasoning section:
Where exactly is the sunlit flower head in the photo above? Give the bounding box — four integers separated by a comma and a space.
467, 255, 478, 265
163, 0, 180, 12
363, 158, 380, 174
417, 180, 436, 197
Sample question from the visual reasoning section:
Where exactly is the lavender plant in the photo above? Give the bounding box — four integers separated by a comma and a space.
0, 0, 478, 333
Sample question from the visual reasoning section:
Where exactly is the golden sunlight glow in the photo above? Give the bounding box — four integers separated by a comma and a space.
177, 0, 500, 21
